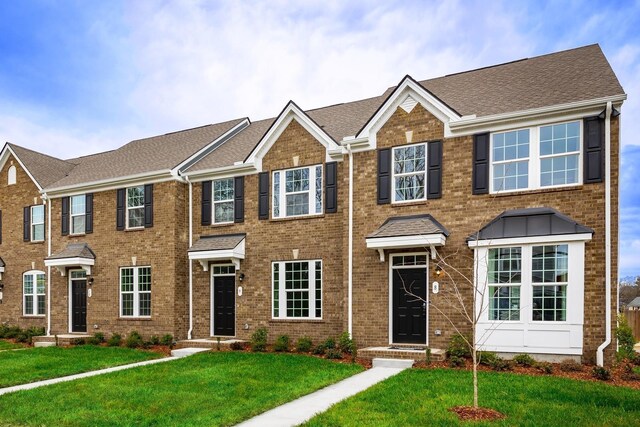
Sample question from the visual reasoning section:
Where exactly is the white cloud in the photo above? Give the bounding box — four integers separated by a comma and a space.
620, 239, 640, 278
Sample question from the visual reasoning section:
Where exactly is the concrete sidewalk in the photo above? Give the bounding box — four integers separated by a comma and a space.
0, 356, 177, 396
237, 365, 407, 427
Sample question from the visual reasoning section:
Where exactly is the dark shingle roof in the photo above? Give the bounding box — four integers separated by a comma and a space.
8, 143, 76, 188
189, 234, 246, 252
468, 208, 594, 241
0, 257, 4, 268
368, 214, 449, 239
46, 243, 96, 260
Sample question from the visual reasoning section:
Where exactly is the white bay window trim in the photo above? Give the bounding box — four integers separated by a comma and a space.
272, 165, 323, 218
489, 120, 583, 194
272, 260, 322, 319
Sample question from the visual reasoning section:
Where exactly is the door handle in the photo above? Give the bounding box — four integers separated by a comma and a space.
422, 302, 426, 318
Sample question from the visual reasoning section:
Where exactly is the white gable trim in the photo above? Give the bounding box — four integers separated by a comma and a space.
355, 76, 461, 149
245, 101, 343, 170
0, 144, 43, 191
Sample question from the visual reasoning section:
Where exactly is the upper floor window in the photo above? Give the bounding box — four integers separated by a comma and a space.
393, 143, 426, 202
490, 121, 581, 193
23, 270, 45, 316
70, 195, 86, 235
127, 186, 144, 229
213, 178, 234, 224
7, 165, 16, 185
272, 165, 322, 218
31, 205, 45, 242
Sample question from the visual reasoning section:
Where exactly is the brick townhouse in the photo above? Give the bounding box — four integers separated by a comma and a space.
0, 44, 626, 364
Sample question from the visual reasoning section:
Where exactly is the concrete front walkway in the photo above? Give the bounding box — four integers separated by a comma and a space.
237, 365, 407, 427
0, 356, 177, 396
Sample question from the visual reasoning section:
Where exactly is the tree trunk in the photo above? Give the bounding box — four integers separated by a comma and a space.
472, 347, 478, 408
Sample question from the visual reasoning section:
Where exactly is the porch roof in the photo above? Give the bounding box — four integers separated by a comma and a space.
44, 243, 96, 275
46, 243, 96, 260
188, 233, 246, 271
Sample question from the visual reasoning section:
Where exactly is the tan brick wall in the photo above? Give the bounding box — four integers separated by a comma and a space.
0, 155, 48, 330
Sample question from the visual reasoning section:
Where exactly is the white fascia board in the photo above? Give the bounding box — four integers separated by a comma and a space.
171, 119, 250, 175
45, 170, 174, 198
366, 233, 447, 250
468, 233, 593, 248
245, 102, 341, 165
448, 95, 627, 136
0, 267, 5, 273
183, 163, 258, 183
0, 145, 43, 191
188, 239, 245, 261
356, 77, 460, 149
44, 257, 95, 267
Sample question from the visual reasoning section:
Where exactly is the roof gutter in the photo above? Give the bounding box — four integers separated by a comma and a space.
44, 170, 173, 197
597, 101, 613, 366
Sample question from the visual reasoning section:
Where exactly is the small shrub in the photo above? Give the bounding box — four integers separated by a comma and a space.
592, 366, 611, 381
338, 332, 355, 355
478, 351, 499, 366
489, 356, 513, 371
5, 326, 22, 339
535, 362, 554, 374
559, 359, 583, 372
449, 355, 465, 368
312, 344, 326, 355
513, 354, 536, 367
447, 334, 471, 359
149, 335, 160, 345
251, 327, 268, 352
326, 348, 343, 359
87, 332, 105, 346
621, 362, 640, 381
229, 341, 245, 351
107, 333, 122, 347
274, 335, 290, 352
616, 315, 638, 362
71, 338, 86, 345
425, 348, 432, 365
296, 336, 313, 353
160, 334, 174, 347
125, 331, 143, 349
322, 337, 336, 351
0, 324, 8, 338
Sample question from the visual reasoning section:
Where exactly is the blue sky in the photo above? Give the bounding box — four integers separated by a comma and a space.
0, 0, 639, 277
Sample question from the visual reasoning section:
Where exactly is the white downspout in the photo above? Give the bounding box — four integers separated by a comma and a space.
45, 193, 52, 336
597, 101, 612, 366
347, 144, 353, 337
186, 176, 194, 340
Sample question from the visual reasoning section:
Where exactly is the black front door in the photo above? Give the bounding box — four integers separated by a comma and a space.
393, 268, 427, 344
213, 276, 235, 336
71, 280, 87, 333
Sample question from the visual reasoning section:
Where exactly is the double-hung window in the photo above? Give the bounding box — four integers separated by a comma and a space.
272, 165, 322, 218
120, 266, 151, 317
531, 244, 568, 321
23, 271, 45, 316
272, 260, 322, 319
70, 195, 86, 235
126, 186, 145, 229
490, 121, 581, 193
31, 205, 45, 242
392, 143, 427, 202
213, 178, 234, 223
488, 247, 521, 321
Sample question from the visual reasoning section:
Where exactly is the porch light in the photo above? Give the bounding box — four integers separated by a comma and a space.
435, 265, 443, 277
88, 277, 94, 286
239, 273, 245, 282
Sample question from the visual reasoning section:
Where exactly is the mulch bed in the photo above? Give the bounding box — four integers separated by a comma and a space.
449, 405, 506, 422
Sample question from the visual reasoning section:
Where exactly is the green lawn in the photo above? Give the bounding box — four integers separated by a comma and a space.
0, 352, 363, 426
0, 345, 161, 388
305, 368, 640, 427
0, 340, 25, 351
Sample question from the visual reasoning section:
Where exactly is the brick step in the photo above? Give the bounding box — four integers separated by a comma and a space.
358, 346, 445, 362
32, 334, 93, 347
174, 338, 246, 350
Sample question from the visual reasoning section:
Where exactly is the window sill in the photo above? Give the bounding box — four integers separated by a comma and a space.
269, 318, 324, 323
390, 200, 428, 208
69, 233, 86, 237
490, 184, 584, 198
21, 315, 45, 318
117, 317, 152, 321
270, 214, 325, 222
124, 227, 145, 232
207, 222, 235, 228
29, 240, 45, 244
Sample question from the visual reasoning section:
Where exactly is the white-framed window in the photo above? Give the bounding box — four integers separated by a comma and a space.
120, 266, 151, 317
490, 120, 582, 193
23, 270, 45, 316
213, 178, 234, 224
70, 195, 86, 235
126, 186, 144, 229
7, 165, 16, 185
31, 205, 45, 242
392, 143, 427, 202
272, 165, 322, 218
532, 244, 568, 321
488, 247, 522, 321
272, 260, 322, 319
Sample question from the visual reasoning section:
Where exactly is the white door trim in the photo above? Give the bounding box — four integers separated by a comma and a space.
210, 264, 236, 337
68, 269, 87, 333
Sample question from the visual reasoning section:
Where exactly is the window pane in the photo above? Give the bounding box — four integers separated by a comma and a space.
138, 267, 151, 292
532, 285, 567, 321
488, 248, 521, 284
273, 171, 280, 217
540, 154, 579, 186
23, 275, 33, 295
489, 285, 520, 320
25, 295, 33, 315
540, 122, 580, 155
121, 268, 134, 292
121, 294, 133, 316
286, 193, 309, 216
31, 206, 44, 223
493, 129, 529, 162
315, 165, 322, 214
532, 245, 568, 283
128, 207, 144, 228
127, 186, 144, 208
493, 161, 528, 191
139, 293, 151, 316
214, 201, 234, 223
33, 224, 44, 241
284, 262, 310, 318
72, 216, 85, 234
38, 295, 46, 315
394, 174, 425, 201
315, 261, 322, 318
285, 168, 309, 192
71, 195, 85, 215
36, 275, 45, 294
273, 263, 280, 317
213, 178, 234, 202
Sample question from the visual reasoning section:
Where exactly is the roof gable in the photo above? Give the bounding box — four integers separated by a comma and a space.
0, 143, 75, 190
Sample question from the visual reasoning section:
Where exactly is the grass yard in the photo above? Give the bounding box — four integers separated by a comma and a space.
0, 345, 161, 388
0, 351, 363, 426
0, 340, 25, 351
305, 368, 640, 427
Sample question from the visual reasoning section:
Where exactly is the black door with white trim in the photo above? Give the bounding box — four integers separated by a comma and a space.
393, 268, 427, 344
71, 279, 87, 333
213, 276, 235, 336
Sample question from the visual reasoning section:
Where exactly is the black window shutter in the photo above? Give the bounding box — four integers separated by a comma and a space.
258, 172, 269, 220
116, 189, 125, 231
61, 197, 70, 236
85, 193, 93, 234
201, 181, 212, 226
0, 210, 2, 244
144, 184, 153, 228
377, 148, 391, 204
325, 162, 338, 213
234, 176, 245, 223
23, 206, 30, 241
584, 116, 605, 184
472, 133, 490, 195
427, 140, 443, 199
